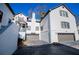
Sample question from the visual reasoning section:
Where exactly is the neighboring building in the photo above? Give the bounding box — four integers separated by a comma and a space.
77, 25, 79, 40
40, 4, 79, 43
26, 12, 40, 40
14, 12, 40, 40
77, 25, 79, 34
75, 15, 79, 40
14, 13, 27, 40
0, 3, 19, 54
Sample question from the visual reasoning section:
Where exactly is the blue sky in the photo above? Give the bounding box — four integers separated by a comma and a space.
10, 3, 79, 20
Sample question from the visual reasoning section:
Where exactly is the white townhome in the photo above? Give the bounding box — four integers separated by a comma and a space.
13, 13, 27, 40
0, 3, 19, 54
26, 12, 40, 40
40, 4, 79, 43
14, 12, 40, 40
77, 25, 79, 39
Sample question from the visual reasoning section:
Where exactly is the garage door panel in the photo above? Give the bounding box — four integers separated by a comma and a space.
58, 33, 75, 42
26, 34, 39, 40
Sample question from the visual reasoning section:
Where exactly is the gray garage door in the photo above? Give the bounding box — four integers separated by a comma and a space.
58, 33, 75, 43
26, 34, 39, 40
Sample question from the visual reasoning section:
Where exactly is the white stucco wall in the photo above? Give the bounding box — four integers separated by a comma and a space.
14, 13, 40, 40
49, 6, 79, 43
0, 4, 14, 26
77, 26, 79, 40
26, 16, 40, 35
0, 23, 19, 55
40, 5, 79, 43
40, 14, 50, 43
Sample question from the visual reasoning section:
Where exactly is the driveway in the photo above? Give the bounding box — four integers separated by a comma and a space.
23, 40, 49, 46
13, 43, 79, 55
61, 40, 79, 49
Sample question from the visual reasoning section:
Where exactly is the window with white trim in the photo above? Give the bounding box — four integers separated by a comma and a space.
60, 10, 68, 17
61, 22, 70, 29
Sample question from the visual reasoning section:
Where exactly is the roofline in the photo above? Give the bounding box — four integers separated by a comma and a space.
40, 3, 76, 23
4, 3, 15, 15
40, 10, 50, 23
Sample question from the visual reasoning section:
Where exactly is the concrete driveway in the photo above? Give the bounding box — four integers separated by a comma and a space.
13, 43, 79, 55
23, 40, 49, 46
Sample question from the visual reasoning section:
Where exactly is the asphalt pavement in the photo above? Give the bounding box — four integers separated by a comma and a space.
13, 43, 79, 55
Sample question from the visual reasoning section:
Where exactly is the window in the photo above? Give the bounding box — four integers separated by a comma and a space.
22, 24, 25, 28
27, 26, 31, 30
60, 10, 68, 17
41, 26, 43, 31
36, 26, 39, 31
20, 24, 26, 32
78, 30, 79, 34
9, 19, 12, 23
0, 10, 3, 22
61, 22, 70, 29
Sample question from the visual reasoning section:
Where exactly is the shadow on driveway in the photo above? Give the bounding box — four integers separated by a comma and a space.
13, 43, 79, 55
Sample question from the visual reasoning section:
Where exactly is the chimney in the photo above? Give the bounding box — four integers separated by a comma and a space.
32, 12, 35, 19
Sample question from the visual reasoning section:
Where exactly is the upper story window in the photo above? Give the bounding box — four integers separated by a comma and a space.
41, 26, 43, 31
36, 26, 39, 31
78, 30, 79, 34
0, 10, 3, 23
60, 10, 68, 17
22, 24, 25, 28
61, 22, 70, 29
19, 24, 26, 32
27, 26, 31, 30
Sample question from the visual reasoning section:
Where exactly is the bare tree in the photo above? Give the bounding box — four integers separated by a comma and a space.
34, 5, 47, 19
28, 5, 47, 19
28, 8, 33, 18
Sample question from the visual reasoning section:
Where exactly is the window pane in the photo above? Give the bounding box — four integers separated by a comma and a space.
61, 22, 70, 29
27, 26, 31, 30
78, 30, 79, 34
36, 26, 39, 31
67, 22, 70, 28
20, 27, 26, 32
0, 10, 3, 22
66, 12, 68, 17
22, 24, 25, 28
60, 10, 68, 17
41, 26, 43, 31
60, 10, 62, 16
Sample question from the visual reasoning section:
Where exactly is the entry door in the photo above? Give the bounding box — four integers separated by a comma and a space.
58, 33, 75, 42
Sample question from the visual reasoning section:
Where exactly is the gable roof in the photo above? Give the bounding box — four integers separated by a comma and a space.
40, 4, 76, 23
4, 3, 15, 15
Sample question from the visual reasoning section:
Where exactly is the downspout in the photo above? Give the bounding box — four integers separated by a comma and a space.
48, 12, 51, 43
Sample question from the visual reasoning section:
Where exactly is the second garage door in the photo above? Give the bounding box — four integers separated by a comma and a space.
58, 33, 75, 43
26, 34, 39, 40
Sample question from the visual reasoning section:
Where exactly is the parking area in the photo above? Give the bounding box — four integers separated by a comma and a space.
13, 43, 79, 55
61, 40, 79, 49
